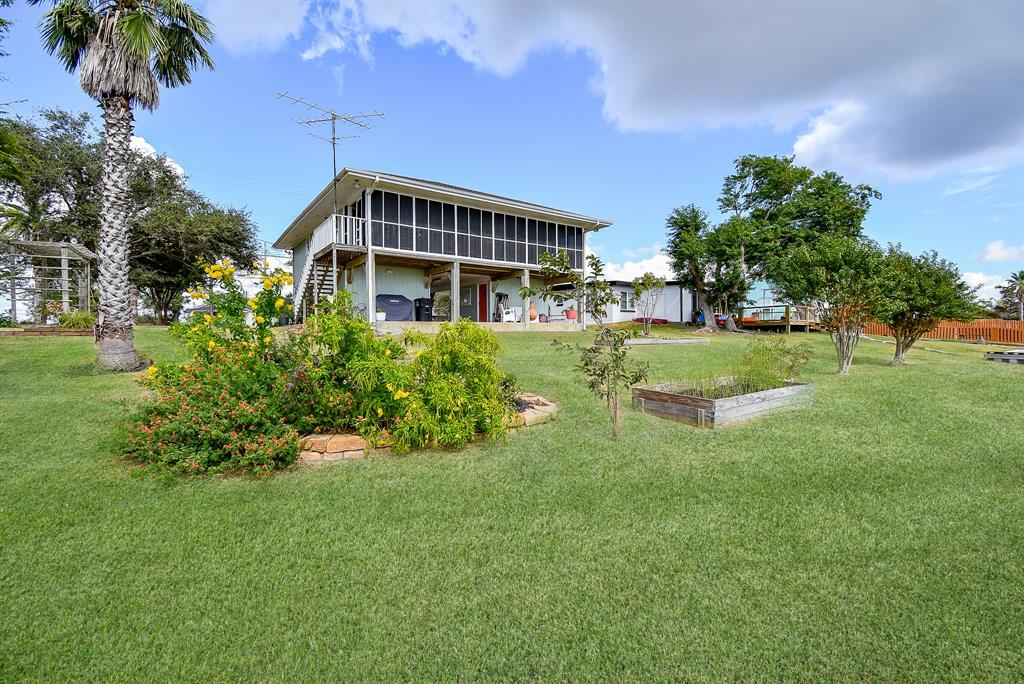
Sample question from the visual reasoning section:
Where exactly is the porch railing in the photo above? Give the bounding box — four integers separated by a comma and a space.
310, 214, 366, 256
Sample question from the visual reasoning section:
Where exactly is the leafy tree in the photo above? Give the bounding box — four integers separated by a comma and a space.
718, 155, 881, 283
129, 166, 257, 324
665, 204, 745, 332
631, 271, 666, 335
772, 235, 884, 374
1, 110, 102, 244
1000, 271, 1024, 321
873, 247, 977, 365
33, 0, 214, 370
521, 251, 648, 438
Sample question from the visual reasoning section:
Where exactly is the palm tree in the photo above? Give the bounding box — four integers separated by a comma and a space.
33, 0, 213, 369
1007, 270, 1024, 321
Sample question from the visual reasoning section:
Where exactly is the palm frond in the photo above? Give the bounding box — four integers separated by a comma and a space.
153, 22, 212, 88
35, 0, 97, 73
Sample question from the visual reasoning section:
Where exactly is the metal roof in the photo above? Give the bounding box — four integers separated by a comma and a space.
272, 168, 613, 250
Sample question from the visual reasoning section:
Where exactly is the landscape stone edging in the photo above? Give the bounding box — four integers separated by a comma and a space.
298, 393, 559, 466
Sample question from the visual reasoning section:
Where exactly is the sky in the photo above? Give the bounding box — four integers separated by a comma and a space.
3, 0, 1022, 300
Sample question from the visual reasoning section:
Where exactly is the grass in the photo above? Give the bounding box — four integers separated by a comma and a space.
1, 327, 1022, 681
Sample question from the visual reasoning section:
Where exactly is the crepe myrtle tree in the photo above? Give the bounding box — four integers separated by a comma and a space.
771, 234, 884, 374
521, 251, 648, 439
632, 272, 666, 336
874, 246, 977, 365
33, 0, 214, 370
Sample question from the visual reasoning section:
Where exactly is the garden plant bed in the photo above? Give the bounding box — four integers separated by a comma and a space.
0, 326, 92, 337
632, 378, 813, 427
299, 393, 558, 465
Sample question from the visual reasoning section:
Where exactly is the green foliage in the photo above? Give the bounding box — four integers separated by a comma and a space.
874, 246, 977, 364
631, 271, 666, 335
57, 309, 96, 329
129, 283, 516, 474
771, 234, 884, 373
0, 311, 15, 328
995, 270, 1024, 321
665, 204, 745, 329
523, 251, 648, 438
737, 336, 811, 388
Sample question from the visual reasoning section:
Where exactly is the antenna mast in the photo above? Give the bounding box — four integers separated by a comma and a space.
277, 91, 384, 214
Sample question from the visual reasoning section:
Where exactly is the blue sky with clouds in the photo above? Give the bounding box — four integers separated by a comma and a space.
3, 0, 1022, 298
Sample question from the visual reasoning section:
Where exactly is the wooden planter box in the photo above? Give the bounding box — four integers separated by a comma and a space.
632, 379, 813, 428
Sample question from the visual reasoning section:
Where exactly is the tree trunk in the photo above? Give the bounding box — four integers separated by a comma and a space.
609, 392, 620, 439
95, 96, 141, 371
722, 312, 738, 332
891, 338, 909, 366
832, 326, 860, 374
696, 292, 718, 333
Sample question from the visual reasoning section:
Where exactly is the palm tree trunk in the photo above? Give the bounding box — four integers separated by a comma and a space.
95, 95, 141, 371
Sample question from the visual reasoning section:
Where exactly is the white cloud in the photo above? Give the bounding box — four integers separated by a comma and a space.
130, 136, 185, 176
294, 1, 1022, 180
204, 0, 309, 55
963, 271, 1008, 300
943, 175, 998, 196
980, 240, 1024, 263
620, 243, 662, 259
603, 254, 673, 282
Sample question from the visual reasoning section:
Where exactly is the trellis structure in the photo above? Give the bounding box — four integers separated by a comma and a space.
2, 239, 96, 323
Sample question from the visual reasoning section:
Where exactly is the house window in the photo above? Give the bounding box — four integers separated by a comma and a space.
619, 291, 634, 312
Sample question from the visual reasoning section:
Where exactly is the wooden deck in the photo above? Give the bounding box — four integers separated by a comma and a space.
736, 305, 821, 333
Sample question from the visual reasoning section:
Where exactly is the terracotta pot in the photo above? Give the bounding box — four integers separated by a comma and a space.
565, 308, 578, 320
529, 303, 537, 321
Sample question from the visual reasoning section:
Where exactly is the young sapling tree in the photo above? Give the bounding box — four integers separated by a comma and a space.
521, 251, 648, 438
632, 272, 666, 335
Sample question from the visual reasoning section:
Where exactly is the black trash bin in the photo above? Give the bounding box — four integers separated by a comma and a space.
414, 297, 433, 321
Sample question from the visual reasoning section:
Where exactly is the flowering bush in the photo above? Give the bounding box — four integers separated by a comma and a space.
126, 274, 518, 476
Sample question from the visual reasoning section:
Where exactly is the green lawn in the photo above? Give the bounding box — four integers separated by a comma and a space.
1, 327, 1021, 681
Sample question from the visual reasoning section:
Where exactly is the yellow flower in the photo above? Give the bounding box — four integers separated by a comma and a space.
146, 365, 158, 376
247, 298, 258, 309
255, 315, 265, 324
248, 351, 255, 358
207, 340, 216, 350
394, 389, 409, 400
376, 407, 383, 417
263, 335, 273, 344
386, 383, 394, 392
274, 298, 285, 309
262, 280, 273, 291
203, 314, 213, 326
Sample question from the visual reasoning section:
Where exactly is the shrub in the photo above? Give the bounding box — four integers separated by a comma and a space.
57, 310, 96, 329
0, 312, 15, 328
737, 336, 811, 388
127, 278, 516, 476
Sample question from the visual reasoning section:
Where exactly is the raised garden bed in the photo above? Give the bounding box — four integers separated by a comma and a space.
595, 336, 709, 347
985, 348, 1024, 365
632, 378, 812, 427
0, 327, 92, 337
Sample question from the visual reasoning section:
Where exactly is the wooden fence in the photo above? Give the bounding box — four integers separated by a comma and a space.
862, 319, 1024, 345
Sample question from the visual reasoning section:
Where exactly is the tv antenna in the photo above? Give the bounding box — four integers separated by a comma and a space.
277, 91, 384, 213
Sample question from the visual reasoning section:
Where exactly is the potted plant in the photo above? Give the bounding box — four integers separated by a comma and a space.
565, 305, 578, 321
375, 309, 387, 322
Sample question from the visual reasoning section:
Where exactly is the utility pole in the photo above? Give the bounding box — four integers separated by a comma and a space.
276, 91, 383, 214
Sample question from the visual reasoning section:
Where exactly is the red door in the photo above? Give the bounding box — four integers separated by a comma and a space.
478, 283, 488, 322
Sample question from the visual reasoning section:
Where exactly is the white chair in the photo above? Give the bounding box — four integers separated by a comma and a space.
502, 306, 522, 323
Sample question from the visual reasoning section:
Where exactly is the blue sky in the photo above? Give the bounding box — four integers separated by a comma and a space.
3, 1, 1022, 299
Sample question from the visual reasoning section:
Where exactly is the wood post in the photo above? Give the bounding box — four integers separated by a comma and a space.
785, 304, 791, 335
450, 261, 460, 323
60, 246, 70, 312
737, 307, 744, 330
366, 251, 376, 325
8, 244, 16, 322
521, 268, 531, 331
